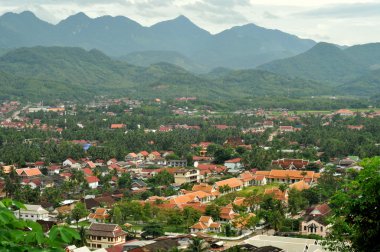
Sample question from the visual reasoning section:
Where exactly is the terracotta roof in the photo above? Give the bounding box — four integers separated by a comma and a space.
192, 183, 215, 193
199, 216, 212, 223
88, 208, 110, 220
86, 176, 100, 184
86, 161, 96, 169
110, 124, 126, 129
215, 178, 243, 189
239, 171, 255, 182
127, 152, 138, 158
209, 222, 221, 228
254, 170, 270, 176
271, 158, 309, 169
139, 151, 149, 156
220, 207, 235, 220
225, 158, 241, 163
264, 188, 288, 201
289, 180, 310, 191
83, 168, 93, 176
306, 203, 331, 216
267, 170, 317, 180
15, 168, 42, 177
190, 221, 208, 230
335, 109, 354, 115
253, 175, 265, 181
150, 151, 161, 157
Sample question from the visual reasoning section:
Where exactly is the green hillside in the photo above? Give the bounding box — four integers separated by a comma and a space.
259, 42, 380, 90
0, 46, 332, 102
119, 50, 206, 73
258, 42, 366, 83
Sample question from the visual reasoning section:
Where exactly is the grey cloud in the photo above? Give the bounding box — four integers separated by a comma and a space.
263, 11, 278, 19
295, 3, 380, 18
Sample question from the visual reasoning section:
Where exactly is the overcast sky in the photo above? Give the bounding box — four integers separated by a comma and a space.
1, 0, 380, 45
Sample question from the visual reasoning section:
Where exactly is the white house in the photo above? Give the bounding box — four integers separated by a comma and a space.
224, 158, 243, 169
14, 204, 49, 221
86, 176, 100, 189
63, 158, 81, 169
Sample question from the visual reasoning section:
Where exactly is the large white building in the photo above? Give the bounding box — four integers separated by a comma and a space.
14, 204, 49, 221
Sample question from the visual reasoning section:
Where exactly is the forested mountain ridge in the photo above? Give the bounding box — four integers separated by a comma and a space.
259, 42, 380, 96
0, 46, 331, 102
0, 11, 316, 71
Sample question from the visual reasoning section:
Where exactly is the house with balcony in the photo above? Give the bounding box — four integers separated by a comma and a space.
86, 223, 127, 250
174, 169, 200, 185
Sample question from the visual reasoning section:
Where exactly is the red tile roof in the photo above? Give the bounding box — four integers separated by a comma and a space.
86, 176, 100, 184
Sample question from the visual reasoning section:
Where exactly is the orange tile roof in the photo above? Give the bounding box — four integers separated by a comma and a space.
88, 208, 110, 220
150, 151, 161, 157
215, 178, 243, 189
190, 221, 208, 230
220, 207, 235, 220
239, 171, 254, 182
268, 170, 316, 180
225, 158, 241, 163
110, 124, 126, 129
264, 188, 288, 201
83, 168, 93, 176
15, 168, 42, 177
192, 183, 215, 193
86, 176, 100, 184
139, 151, 149, 156
289, 180, 310, 191
199, 216, 212, 223
254, 170, 270, 176
209, 222, 221, 228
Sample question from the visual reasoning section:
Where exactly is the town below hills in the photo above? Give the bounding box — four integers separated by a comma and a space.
0, 11, 380, 106
0, 98, 379, 251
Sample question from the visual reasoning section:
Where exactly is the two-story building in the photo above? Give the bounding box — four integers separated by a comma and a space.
86, 223, 127, 249
174, 169, 200, 185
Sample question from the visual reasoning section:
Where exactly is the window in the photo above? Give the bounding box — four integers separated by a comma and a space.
92, 244, 96, 248
304, 226, 307, 231
31, 215, 34, 218
320, 226, 323, 232
25, 215, 28, 217
97, 244, 101, 248
108, 237, 113, 242
97, 236, 101, 240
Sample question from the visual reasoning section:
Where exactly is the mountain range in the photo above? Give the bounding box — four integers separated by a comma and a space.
258, 42, 380, 96
0, 11, 316, 72
0, 46, 328, 102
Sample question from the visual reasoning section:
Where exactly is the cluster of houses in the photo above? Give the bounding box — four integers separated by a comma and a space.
0, 144, 339, 252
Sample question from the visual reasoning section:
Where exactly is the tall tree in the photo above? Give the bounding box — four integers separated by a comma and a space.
324, 157, 380, 252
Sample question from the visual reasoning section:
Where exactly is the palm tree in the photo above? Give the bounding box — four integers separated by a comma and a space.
187, 237, 209, 252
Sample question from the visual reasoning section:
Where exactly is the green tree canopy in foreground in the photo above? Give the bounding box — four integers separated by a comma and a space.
325, 157, 380, 252
0, 199, 80, 251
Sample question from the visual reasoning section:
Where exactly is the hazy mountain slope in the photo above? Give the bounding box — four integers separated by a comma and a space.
344, 43, 380, 70
0, 11, 316, 71
258, 42, 366, 83
0, 46, 331, 101
119, 50, 206, 73
338, 69, 380, 96
192, 24, 316, 69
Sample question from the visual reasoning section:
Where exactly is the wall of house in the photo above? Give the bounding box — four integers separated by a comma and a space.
300, 220, 328, 237
87, 235, 124, 249
14, 211, 48, 221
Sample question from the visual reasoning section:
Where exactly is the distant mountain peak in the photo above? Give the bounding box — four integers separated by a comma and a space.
1, 10, 39, 21
58, 12, 91, 25
307, 42, 343, 54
